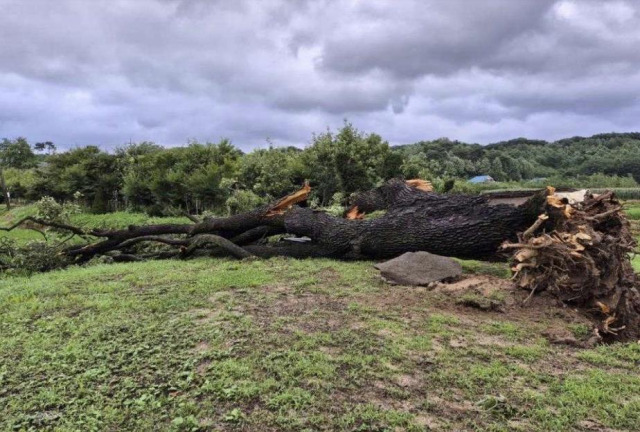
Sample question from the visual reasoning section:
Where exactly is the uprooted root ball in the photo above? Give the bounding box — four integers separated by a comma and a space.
503, 188, 639, 342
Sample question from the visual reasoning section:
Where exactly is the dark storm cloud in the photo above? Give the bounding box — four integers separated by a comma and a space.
318, 0, 557, 77
0, 0, 639, 150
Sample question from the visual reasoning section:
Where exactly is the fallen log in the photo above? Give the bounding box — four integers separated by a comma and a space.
0, 179, 548, 262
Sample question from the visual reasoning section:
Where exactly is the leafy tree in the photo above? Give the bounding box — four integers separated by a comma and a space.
238, 146, 305, 199
29, 146, 121, 213
122, 139, 241, 214
34, 141, 56, 155
0, 138, 36, 169
302, 122, 399, 205
490, 157, 506, 181
0, 137, 37, 208
401, 154, 433, 179
4, 129, 640, 215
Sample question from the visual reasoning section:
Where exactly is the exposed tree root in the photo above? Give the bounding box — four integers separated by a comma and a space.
503, 188, 639, 342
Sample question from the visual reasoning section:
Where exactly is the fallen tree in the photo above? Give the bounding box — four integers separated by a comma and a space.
1, 179, 546, 262
2, 179, 638, 340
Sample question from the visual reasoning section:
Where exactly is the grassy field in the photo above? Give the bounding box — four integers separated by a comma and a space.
0, 204, 639, 430
1, 258, 639, 431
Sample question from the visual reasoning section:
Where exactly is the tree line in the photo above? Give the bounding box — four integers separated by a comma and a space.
1, 125, 639, 215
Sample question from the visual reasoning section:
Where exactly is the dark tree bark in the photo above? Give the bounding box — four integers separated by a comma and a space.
281, 180, 545, 260
2, 179, 545, 263
35, 179, 542, 263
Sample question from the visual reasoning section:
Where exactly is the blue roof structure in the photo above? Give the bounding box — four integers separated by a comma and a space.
468, 175, 494, 184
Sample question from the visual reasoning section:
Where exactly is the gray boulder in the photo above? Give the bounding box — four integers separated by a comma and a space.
374, 251, 462, 286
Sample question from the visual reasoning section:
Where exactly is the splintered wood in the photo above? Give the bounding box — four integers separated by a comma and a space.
345, 206, 365, 220
344, 179, 432, 220
265, 182, 311, 216
503, 188, 640, 342
405, 179, 434, 192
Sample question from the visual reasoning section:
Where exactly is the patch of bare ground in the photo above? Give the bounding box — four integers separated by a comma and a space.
349, 274, 594, 343
433, 275, 513, 295
413, 414, 443, 430
195, 341, 210, 352
473, 333, 514, 348
438, 276, 595, 336
427, 395, 480, 416
327, 375, 432, 422
196, 360, 211, 375
317, 266, 342, 284
240, 273, 596, 361
578, 420, 628, 432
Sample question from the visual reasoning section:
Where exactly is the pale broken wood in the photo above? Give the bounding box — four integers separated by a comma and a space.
265, 182, 311, 216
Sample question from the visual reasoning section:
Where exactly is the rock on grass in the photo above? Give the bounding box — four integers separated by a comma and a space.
374, 251, 462, 286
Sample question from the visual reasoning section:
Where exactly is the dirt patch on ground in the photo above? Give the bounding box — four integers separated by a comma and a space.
438, 276, 594, 332
343, 274, 597, 351
433, 275, 512, 295
196, 360, 211, 375
195, 341, 210, 352
317, 267, 342, 284
245, 273, 597, 350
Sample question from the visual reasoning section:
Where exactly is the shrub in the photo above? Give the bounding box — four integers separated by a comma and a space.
35, 195, 81, 223
226, 189, 267, 215
0, 239, 69, 275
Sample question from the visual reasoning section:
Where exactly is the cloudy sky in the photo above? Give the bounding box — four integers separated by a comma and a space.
1, 0, 639, 151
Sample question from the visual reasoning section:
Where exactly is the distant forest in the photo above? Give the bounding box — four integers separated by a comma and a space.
1, 125, 639, 215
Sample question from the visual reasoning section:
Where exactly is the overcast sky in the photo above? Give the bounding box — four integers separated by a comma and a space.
1, 0, 639, 151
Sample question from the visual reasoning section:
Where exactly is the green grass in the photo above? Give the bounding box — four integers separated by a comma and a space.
1, 258, 638, 431
0, 205, 41, 244
0, 204, 36, 220
0, 205, 638, 430
455, 258, 511, 279
68, 212, 190, 229
627, 208, 640, 220
625, 201, 640, 220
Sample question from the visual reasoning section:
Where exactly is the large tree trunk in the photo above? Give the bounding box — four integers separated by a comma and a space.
282, 198, 540, 260
55, 179, 543, 262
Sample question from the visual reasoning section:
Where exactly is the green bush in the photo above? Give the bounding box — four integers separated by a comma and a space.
226, 189, 267, 215
0, 238, 69, 275
35, 195, 81, 223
